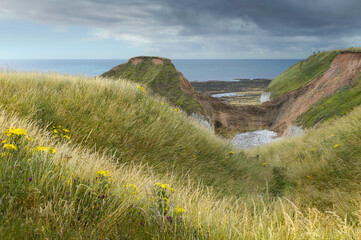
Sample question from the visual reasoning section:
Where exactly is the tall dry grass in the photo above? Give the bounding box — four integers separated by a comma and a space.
0, 70, 361, 238
1, 111, 360, 239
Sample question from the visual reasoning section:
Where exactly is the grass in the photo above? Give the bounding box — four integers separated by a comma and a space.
1, 70, 361, 238
1, 108, 361, 239
266, 47, 361, 99
247, 106, 361, 217
0, 71, 269, 197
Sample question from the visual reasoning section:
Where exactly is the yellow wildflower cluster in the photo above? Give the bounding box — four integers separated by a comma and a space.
174, 206, 185, 214
53, 125, 70, 140
3, 144, 17, 151
33, 146, 57, 154
96, 170, 111, 177
170, 108, 180, 113
3, 127, 27, 137
154, 183, 175, 192
1, 152, 12, 158
229, 151, 235, 155
137, 85, 147, 93
334, 144, 340, 149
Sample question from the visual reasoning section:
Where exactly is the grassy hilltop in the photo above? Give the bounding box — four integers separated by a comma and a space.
1, 51, 361, 238
101, 56, 211, 119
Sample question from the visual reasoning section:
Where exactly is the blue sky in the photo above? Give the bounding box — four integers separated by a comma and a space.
1, 0, 361, 59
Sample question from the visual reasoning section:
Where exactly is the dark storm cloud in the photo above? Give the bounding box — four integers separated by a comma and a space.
160, 0, 361, 36
1, 0, 360, 57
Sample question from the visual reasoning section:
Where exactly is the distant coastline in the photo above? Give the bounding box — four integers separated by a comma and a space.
0, 59, 300, 82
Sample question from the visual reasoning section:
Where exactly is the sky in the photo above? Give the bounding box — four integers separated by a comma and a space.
0, 0, 361, 59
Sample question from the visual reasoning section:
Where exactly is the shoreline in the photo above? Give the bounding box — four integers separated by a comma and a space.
191, 79, 272, 106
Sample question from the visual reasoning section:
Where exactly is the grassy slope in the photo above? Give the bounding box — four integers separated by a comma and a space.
267, 48, 361, 99
247, 106, 361, 216
2, 111, 360, 239
298, 72, 361, 127
266, 50, 340, 98
1, 71, 361, 238
101, 57, 208, 117
0, 71, 269, 197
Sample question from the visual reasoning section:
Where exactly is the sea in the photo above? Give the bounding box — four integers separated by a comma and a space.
0, 59, 301, 82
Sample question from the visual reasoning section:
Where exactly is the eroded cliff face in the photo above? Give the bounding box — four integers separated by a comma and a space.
265, 52, 361, 135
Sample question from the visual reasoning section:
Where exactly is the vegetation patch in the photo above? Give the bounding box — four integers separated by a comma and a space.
297, 72, 361, 127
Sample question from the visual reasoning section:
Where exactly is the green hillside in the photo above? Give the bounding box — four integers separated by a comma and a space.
266, 50, 340, 98
267, 48, 361, 99
1, 70, 361, 238
0, 71, 268, 197
101, 56, 211, 118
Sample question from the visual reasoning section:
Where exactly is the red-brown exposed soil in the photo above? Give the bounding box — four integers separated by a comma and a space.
266, 52, 361, 135
152, 59, 164, 65
130, 58, 143, 65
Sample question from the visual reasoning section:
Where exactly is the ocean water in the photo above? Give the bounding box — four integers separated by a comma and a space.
0, 59, 300, 82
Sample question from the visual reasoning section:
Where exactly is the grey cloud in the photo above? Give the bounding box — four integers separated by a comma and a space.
1, 0, 360, 58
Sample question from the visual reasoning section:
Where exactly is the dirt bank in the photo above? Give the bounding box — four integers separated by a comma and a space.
193, 52, 361, 135
266, 52, 361, 135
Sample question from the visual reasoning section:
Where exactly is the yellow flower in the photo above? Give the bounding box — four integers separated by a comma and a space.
137, 85, 147, 93
63, 129, 70, 133
174, 206, 185, 214
154, 183, 172, 190
33, 146, 56, 154
49, 148, 57, 154
3, 127, 26, 136
262, 162, 267, 166
229, 151, 235, 155
1, 140, 7, 144
25, 136, 33, 142
330, 134, 334, 137
193, 155, 197, 159
334, 144, 340, 148
3, 144, 17, 150
97, 170, 111, 177
53, 129, 58, 133
310, 148, 316, 152
63, 135, 70, 139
